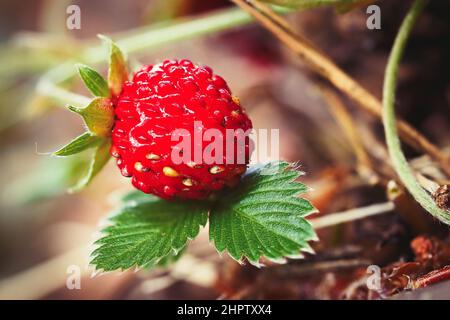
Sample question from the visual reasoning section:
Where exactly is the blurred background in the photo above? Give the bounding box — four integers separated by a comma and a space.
0, 0, 449, 299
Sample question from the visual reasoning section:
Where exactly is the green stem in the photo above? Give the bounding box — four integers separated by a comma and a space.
37, 7, 287, 105
37, 73, 90, 107
382, 0, 450, 225
83, 7, 259, 63
260, 0, 358, 10
37, 62, 91, 107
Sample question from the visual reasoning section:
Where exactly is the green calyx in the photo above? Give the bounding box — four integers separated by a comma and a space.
52, 36, 129, 191
68, 98, 114, 137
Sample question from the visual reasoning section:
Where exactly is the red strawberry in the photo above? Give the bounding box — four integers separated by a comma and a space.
110, 59, 253, 200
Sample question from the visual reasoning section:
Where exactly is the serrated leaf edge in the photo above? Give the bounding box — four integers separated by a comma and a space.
210, 209, 317, 266
89, 201, 208, 273
209, 161, 319, 266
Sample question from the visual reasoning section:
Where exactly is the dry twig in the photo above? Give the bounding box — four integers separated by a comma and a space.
230, 0, 450, 177
318, 85, 376, 183
309, 201, 395, 229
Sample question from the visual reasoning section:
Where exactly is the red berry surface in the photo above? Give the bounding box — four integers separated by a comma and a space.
110, 59, 253, 200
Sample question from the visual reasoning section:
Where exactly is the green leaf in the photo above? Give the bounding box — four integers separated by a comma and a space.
98, 34, 129, 97
76, 64, 109, 97
69, 138, 111, 192
68, 97, 114, 137
209, 161, 317, 264
91, 195, 209, 271
53, 132, 101, 156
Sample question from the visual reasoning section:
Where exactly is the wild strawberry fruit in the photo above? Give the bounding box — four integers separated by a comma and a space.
110, 59, 253, 200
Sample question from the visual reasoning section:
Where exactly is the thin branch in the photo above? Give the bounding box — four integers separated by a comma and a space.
230, 0, 450, 177
412, 265, 450, 289
251, 0, 318, 50
415, 173, 439, 194
283, 259, 372, 276
410, 147, 450, 185
309, 201, 395, 229
37, 71, 90, 108
318, 85, 376, 183
382, 0, 450, 225
36, 7, 288, 106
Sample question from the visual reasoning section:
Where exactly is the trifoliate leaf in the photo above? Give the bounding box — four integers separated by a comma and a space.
209, 162, 317, 264
76, 64, 109, 97
98, 34, 129, 97
53, 132, 101, 156
69, 138, 111, 192
91, 195, 209, 271
68, 97, 114, 137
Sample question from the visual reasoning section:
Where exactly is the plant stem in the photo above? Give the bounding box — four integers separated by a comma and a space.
309, 201, 395, 229
231, 0, 450, 177
318, 85, 375, 183
37, 73, 90, 107
260, 0, 359, 10
382, 0, 450, 225
37, 7, 286, 106
83, 7, 262, 64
